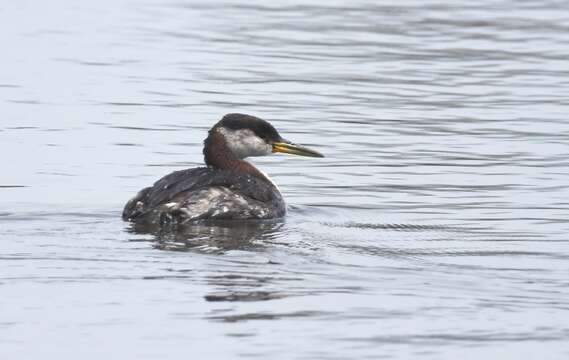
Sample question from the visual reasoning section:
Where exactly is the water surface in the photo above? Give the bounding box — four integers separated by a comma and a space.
1, 0, 569, 358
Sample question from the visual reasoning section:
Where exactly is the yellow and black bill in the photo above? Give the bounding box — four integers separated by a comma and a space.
272, 140, 324, 158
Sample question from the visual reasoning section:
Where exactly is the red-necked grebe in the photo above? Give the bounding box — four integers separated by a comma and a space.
122, 113, 324, 224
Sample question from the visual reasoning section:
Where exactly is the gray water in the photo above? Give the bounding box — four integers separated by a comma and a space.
2, 0, 569, 358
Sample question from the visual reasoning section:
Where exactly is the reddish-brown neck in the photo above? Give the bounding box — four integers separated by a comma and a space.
203, 130, 270, 183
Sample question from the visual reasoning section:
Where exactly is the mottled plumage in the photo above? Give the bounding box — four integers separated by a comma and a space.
123, 167, 284, 224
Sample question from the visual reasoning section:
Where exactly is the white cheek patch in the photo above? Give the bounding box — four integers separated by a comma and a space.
218, 127, 272, 159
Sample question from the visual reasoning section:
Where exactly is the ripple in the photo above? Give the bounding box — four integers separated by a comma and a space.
204, 291, 289, 302
207, 310, 330, 323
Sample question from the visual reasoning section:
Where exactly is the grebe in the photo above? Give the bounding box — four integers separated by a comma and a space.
122, 113, 323, 224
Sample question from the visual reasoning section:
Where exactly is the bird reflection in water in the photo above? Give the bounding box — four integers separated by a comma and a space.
128, 219, 285, 253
